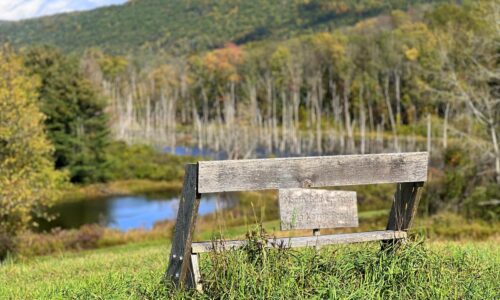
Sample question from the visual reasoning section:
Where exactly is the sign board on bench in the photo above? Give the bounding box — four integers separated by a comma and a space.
279, 189, 358, 230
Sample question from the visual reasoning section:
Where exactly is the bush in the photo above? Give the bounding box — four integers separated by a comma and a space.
420, 146, 497, 221
0, 49, 67, 260
0, 233, 15, 261
15, 225, 103, 257
103, 141, 196, 182
14, 222, 175, 258
464, 184, 500, 221
423, 213, 498, 240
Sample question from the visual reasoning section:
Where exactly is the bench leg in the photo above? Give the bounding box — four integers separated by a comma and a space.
188, 253, 203, 292
382, 182, 423, 250
165, 164, 200, 288
313, 228, 321, 251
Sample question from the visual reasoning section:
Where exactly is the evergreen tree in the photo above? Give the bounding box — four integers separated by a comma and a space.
23, 46, 110, 183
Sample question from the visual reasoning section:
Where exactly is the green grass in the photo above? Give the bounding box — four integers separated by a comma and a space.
1, 234, 498, 299
0, 240, 169, 299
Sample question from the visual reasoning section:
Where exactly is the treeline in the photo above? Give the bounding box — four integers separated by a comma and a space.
80, 2, 497, 220
0, 47, 191, 257
0, 0, 448, 54
0, 47, 192, 185
82, 3, 497, 181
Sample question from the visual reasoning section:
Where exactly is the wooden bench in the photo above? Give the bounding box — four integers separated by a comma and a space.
165, 152, 428, 291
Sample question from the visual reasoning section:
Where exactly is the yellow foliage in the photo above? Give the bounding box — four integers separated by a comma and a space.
405, 47, 419, 61
310, 32, 346, 63
0, 49, 66, 237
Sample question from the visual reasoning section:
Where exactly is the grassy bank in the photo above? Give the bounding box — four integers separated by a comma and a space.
1, 237, 498, 299
59, 179, 183, 203
14, 209, 499, 259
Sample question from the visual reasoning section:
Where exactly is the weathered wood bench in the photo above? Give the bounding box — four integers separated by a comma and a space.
165, 152, 428, 291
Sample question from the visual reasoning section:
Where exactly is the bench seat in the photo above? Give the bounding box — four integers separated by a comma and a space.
191, 230, 407, 253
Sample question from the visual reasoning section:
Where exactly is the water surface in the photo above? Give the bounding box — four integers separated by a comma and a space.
39, 193, 233, 232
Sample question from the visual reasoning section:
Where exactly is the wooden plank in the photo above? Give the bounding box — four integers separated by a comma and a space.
191, 230, 407, 253
189, 254, 203, 292
382, 182, 423, 250
313, 229, 321, 251
386, 182, 423, 231
279, 189, 358, 230
198, 152, 428, 193
165, 164, 200, 287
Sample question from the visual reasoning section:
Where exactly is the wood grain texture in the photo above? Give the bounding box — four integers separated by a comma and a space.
279, 189, 358, 230
191, 230, 407, 253
386, 182, 423, 231
198, 152, 429, 193
381, 182, 423, 251
189, 254, 203, 292
165, 164, 200, 287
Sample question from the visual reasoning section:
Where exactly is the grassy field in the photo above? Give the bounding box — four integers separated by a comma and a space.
1, 233, 498, 299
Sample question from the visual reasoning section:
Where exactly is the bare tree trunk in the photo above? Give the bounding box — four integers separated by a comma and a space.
272, 85, 278, 151
281, 90, 287, 152
292, 86, 300, 154
489, 121, 500, 184
248, 83, 258, 126
202, 87, 209, 124
146, 96, 151, 142
427, 114, 432, 155
394, 69, 402, 126
330, 78, 341, 129
359, 82, 366, 154
383, 75, 399, 151
343, 78, 354, 153
314, 77, 323, 154
443, 102, 450, 149
365, 83, 374, 135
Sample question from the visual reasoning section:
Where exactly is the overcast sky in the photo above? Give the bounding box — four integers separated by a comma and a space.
0, 0, 127, 21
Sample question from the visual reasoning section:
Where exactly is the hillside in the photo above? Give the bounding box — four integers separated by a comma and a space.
0, 0, 446, 54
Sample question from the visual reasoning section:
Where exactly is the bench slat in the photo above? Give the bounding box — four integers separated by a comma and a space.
198, 152, 428, 193
191, 230, 407, 253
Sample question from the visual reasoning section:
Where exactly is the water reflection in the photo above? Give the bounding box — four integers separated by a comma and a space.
38, 193, 234, 232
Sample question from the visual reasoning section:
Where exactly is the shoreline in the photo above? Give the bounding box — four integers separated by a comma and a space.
59, 179, 183, 203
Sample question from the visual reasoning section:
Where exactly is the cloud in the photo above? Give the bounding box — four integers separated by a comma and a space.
0, 0, 126, 21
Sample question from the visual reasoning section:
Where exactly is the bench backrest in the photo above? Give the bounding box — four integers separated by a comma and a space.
197, 152, 428, 193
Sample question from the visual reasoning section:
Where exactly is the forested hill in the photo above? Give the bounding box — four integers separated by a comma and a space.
0, 0, 446, 55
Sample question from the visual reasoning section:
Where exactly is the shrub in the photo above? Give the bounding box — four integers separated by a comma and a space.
104, 141, 196, 182
0, 49, 67, 261
464, 184, 500, 221
0, 233, 15, 261
14, 222, 175, 258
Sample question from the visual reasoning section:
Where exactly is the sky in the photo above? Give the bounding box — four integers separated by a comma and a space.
0, 0, 127, 21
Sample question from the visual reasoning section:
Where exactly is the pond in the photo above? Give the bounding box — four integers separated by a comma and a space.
37, 193, 235, 232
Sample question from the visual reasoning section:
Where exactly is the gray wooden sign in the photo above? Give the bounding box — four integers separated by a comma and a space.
279, 189, 358, 230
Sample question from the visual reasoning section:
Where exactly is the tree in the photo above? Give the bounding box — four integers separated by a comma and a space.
23, 46, 111, 183
0, 49, 66, 258
427, 2, 500, 183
